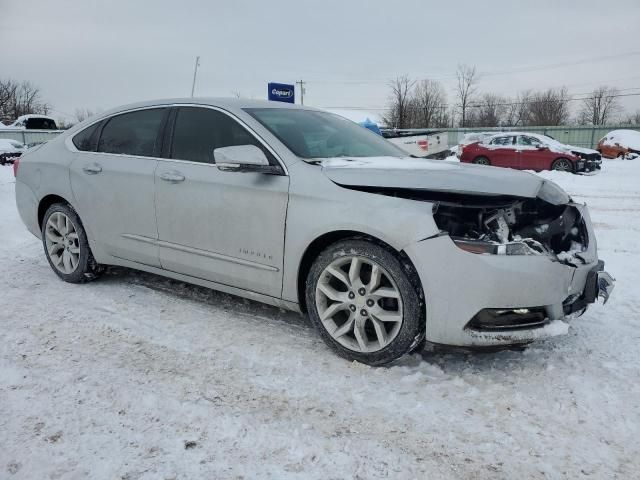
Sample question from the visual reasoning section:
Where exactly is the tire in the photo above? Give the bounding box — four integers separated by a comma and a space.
551, 158, 573, 172
41, 203, 104, 283
617, 152, 626, 159
305, 239, 424, 366
472, 156, 490, 165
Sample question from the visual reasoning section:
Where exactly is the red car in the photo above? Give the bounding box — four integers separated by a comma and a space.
459, 133, 595, 173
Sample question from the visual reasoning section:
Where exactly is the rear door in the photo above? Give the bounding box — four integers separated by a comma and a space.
486, 135, 518, 167
69, 107, 168, 267
154, 106, 289, 297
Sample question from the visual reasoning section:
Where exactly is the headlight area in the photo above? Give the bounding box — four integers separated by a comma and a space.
432, 194, 589, 265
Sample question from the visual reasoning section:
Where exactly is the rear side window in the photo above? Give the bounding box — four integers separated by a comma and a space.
98, 108, 166, 157
72, 121, 102, 151
490, 136, 514, 146
171, 107, 274, 164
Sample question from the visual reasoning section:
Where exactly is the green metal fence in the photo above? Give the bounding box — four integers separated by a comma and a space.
0, 129, 62, 146
443, 125, 640, 149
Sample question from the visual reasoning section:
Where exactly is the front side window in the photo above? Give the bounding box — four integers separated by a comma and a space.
97, 108, 166, 157
171, 107, 274, 164
517, 135, 542, 146
245, 108, 406, 160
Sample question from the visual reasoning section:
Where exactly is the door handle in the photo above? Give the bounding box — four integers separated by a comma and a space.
160, 171, 185, 183
82, 163, 102, 174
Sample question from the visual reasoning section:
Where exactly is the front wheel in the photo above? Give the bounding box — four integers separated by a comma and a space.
306, 239, 424, 366
473, 156, 490, 165
551, 158, 573, 172
42, 203, 104, 283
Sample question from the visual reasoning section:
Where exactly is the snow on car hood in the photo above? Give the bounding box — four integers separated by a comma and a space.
321, 157, 569, 204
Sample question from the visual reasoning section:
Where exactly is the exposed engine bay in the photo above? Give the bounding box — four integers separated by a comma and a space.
343, 185, 589, 265
432, 197, 588, 264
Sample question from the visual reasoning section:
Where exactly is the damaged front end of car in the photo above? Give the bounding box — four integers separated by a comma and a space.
343, 178, 614, 339
432, 189, 588, 267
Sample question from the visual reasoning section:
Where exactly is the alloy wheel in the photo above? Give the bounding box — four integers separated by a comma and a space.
553, 159, 572, 171
315, 256, 404, 353
44, 212, 80, 274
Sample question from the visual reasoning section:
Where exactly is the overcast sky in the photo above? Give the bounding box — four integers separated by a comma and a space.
2, 0, 640, 122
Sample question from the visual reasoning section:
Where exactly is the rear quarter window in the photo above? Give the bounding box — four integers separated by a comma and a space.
72, 121, 102, 151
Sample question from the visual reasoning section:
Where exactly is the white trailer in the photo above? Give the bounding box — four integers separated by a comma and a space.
382, 129, 450, 158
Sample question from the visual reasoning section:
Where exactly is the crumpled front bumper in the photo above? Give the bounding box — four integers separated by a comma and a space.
404, 203, 614, 347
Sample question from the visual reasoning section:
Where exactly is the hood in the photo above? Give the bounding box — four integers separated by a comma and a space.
321, 157, 569, 204
565, 144, 598, 155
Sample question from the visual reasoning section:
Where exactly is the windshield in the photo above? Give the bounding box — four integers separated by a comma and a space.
245, 108, 405, 160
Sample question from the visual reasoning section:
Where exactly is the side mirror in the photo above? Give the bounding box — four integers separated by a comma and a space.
213, 145, 281, 174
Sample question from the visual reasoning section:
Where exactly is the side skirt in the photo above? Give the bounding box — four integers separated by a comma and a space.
103, 255, 302, 313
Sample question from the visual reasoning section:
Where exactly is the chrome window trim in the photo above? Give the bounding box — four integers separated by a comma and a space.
66, 103, 288, 175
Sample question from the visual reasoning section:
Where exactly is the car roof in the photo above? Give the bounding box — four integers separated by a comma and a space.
103, 97, 318, 115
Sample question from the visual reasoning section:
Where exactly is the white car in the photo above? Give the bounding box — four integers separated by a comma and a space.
14, 98, 615, 365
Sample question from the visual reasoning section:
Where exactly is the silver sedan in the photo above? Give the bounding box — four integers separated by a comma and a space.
14, 99, 614, 365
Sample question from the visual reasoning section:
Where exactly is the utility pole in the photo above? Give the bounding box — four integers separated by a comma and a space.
296, 79, 305, 105
190, 56, 200, 98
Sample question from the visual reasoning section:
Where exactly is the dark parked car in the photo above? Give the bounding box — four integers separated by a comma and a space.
0, 139, 26, 165
460, 133, 600, 173
8, 115, 58, 130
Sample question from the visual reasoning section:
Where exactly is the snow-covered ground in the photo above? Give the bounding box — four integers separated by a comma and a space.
1, 161, 639, 479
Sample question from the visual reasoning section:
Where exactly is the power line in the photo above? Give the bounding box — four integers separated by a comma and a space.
304, 51, 640, 85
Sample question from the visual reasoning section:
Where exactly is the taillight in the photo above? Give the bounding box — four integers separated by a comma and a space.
417, 139, 428, 151
13, 158, 19, 177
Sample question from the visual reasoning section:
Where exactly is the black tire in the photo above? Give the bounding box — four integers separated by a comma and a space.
617, 152, 625, 159
473, 156, 490, 165
41, 203, 104, 283
551, 158, 573, 172
305, 239, 424, 366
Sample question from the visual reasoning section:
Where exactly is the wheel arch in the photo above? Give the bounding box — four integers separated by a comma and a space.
295, 230, 423, 313
38, 194, 73, 229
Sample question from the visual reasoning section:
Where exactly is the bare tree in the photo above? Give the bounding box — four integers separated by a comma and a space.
0, 79, 19, 123
383, 75, 415, 129
622, 110, 640, 125
577, 86, 621, 125
527, 87, 570, 126
0, 79, 49, 122
74, 108, 95, 123
503, 90, 532, 127
455, 64, 478, 127
467, 93, 507, 127
409, 79, 448, 128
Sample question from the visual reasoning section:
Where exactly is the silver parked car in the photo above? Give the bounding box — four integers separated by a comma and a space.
14, 99, 614, 365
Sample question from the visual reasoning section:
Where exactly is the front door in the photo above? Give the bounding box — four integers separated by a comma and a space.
155, 106, 289, 298
517, 135, 550, 171
69, 107, 168, 267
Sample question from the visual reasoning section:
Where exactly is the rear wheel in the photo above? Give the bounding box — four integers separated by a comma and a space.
551, 158, 573, 172
473, 156, 490, 165
42, 203, 104, 283
306, 239, 424, 366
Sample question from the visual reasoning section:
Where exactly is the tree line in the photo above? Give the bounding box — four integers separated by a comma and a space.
384, 65, 639, 129
0, 79, 51, 124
